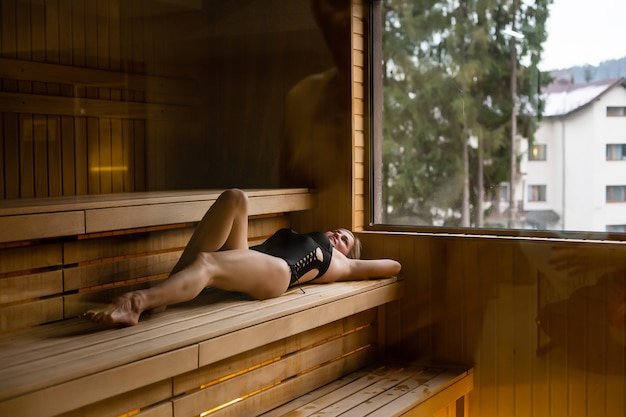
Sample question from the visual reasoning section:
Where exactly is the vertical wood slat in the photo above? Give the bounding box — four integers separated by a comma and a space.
3, 113, 19, 198
0, 115, 4, 198
75, 116, 88, 194
33, 114, 49, 197
99, 118, 112, 193
1, 1, 17, 58
16, 0, 32, 91
48, 116, 63, 196
19, 114, 35, 197
87, 117, 99, 193
61, 116, 76, 195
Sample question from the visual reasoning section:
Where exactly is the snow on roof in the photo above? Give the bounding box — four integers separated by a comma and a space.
542, 77, 625, 117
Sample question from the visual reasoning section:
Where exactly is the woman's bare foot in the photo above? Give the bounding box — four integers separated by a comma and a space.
80, 292, 146, 326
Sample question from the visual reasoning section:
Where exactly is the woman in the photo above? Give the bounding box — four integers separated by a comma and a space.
81, 189, 401, 326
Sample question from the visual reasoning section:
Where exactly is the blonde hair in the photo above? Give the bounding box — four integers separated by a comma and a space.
346, 230, 362, 259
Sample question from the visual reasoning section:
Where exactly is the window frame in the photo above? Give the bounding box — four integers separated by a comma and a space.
529, 144, 547, 161
607, 107, 626, 117
527, 185, 547, 202
606, 185, 626, 203
364, 0, 625, 241
606, 144, 626, 161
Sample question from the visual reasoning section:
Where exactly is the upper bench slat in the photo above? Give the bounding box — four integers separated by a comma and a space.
0, 188, 313, 242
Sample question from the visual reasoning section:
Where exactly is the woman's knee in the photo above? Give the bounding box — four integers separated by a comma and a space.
221, 188, 248, 207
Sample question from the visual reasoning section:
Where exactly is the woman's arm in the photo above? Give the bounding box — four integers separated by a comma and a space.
316, 250, 401, 283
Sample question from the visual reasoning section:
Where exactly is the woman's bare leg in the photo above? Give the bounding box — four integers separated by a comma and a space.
80, 250, 291, 326
80, 189, 253, 325
171, 188, 250, 274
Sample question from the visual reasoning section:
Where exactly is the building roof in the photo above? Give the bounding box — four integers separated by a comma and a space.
542, 77, 626, 117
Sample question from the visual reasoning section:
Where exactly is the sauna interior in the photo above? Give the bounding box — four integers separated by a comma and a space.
1, 0, 625, 416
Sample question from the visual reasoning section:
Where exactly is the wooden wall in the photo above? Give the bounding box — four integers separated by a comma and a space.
0, 0, 335, 199
358, 232, 626, 417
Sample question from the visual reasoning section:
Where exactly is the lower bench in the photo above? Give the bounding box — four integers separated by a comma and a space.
261, 363, 474, 417
0, 278, 403, 417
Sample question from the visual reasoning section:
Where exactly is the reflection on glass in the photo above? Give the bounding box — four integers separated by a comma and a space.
534, 244, 626, 372
280, 0, 353, 230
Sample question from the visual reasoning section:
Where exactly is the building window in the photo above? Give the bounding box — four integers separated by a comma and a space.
607, 186, 626, 202
607, 225, 626, 232
607, 107, 626, 117
529, 144, 547, 161
499, 184, 510, 202
528, 185, 547, 202
606, 144, 626, 160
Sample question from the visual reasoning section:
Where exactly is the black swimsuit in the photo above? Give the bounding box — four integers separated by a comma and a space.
250, 229, 334, 285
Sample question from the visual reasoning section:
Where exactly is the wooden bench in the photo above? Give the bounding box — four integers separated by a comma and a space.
262, 363, 474, 417
0, 278, 403, 417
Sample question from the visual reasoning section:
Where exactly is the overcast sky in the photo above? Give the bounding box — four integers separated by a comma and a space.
539, 0, 626, 70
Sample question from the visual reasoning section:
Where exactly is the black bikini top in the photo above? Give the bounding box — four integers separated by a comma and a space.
251, 229, 334, 282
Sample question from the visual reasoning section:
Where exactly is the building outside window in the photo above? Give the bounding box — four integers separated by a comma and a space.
606, 144, 626, 160
606, 185, 626, 202
529, 144, 547, 161
528, 185, 547, 202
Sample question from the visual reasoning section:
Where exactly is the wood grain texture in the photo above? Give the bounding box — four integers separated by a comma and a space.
0, 279, 400, 417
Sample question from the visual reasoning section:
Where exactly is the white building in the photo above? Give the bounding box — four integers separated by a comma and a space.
522, 77, 626, 232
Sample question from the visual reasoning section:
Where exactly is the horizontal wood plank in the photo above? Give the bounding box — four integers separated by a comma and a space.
63, 226, 193, 264
0, 57, 197, 106
0, 92, 197, 121
63, 251, 180, 291
0, 189, 311, 216
0, 346, 197, 417
0, 270, 63, 304
58, 380, 172, 417
84, 191, 313, 233
0, 298, 63, 332
0, 211, 84, 243
0, 243, 63, 273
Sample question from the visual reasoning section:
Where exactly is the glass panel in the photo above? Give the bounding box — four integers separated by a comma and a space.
372, 0, 626, 233
0, 0, 347, 198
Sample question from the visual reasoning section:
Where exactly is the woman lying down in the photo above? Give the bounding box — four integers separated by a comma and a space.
81, 189, 401, 326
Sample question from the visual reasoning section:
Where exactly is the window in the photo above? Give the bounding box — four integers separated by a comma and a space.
607, 225, 626, 232
607, 107, 626, 117
528, 185, 547, 202
371, 0, 626, 234
499, 184, 510, 202
529, 144, 547, 161
607, 186, 626, 202
606, 144, 626, 160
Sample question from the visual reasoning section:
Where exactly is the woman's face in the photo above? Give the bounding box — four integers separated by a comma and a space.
326, 229, 354, 257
